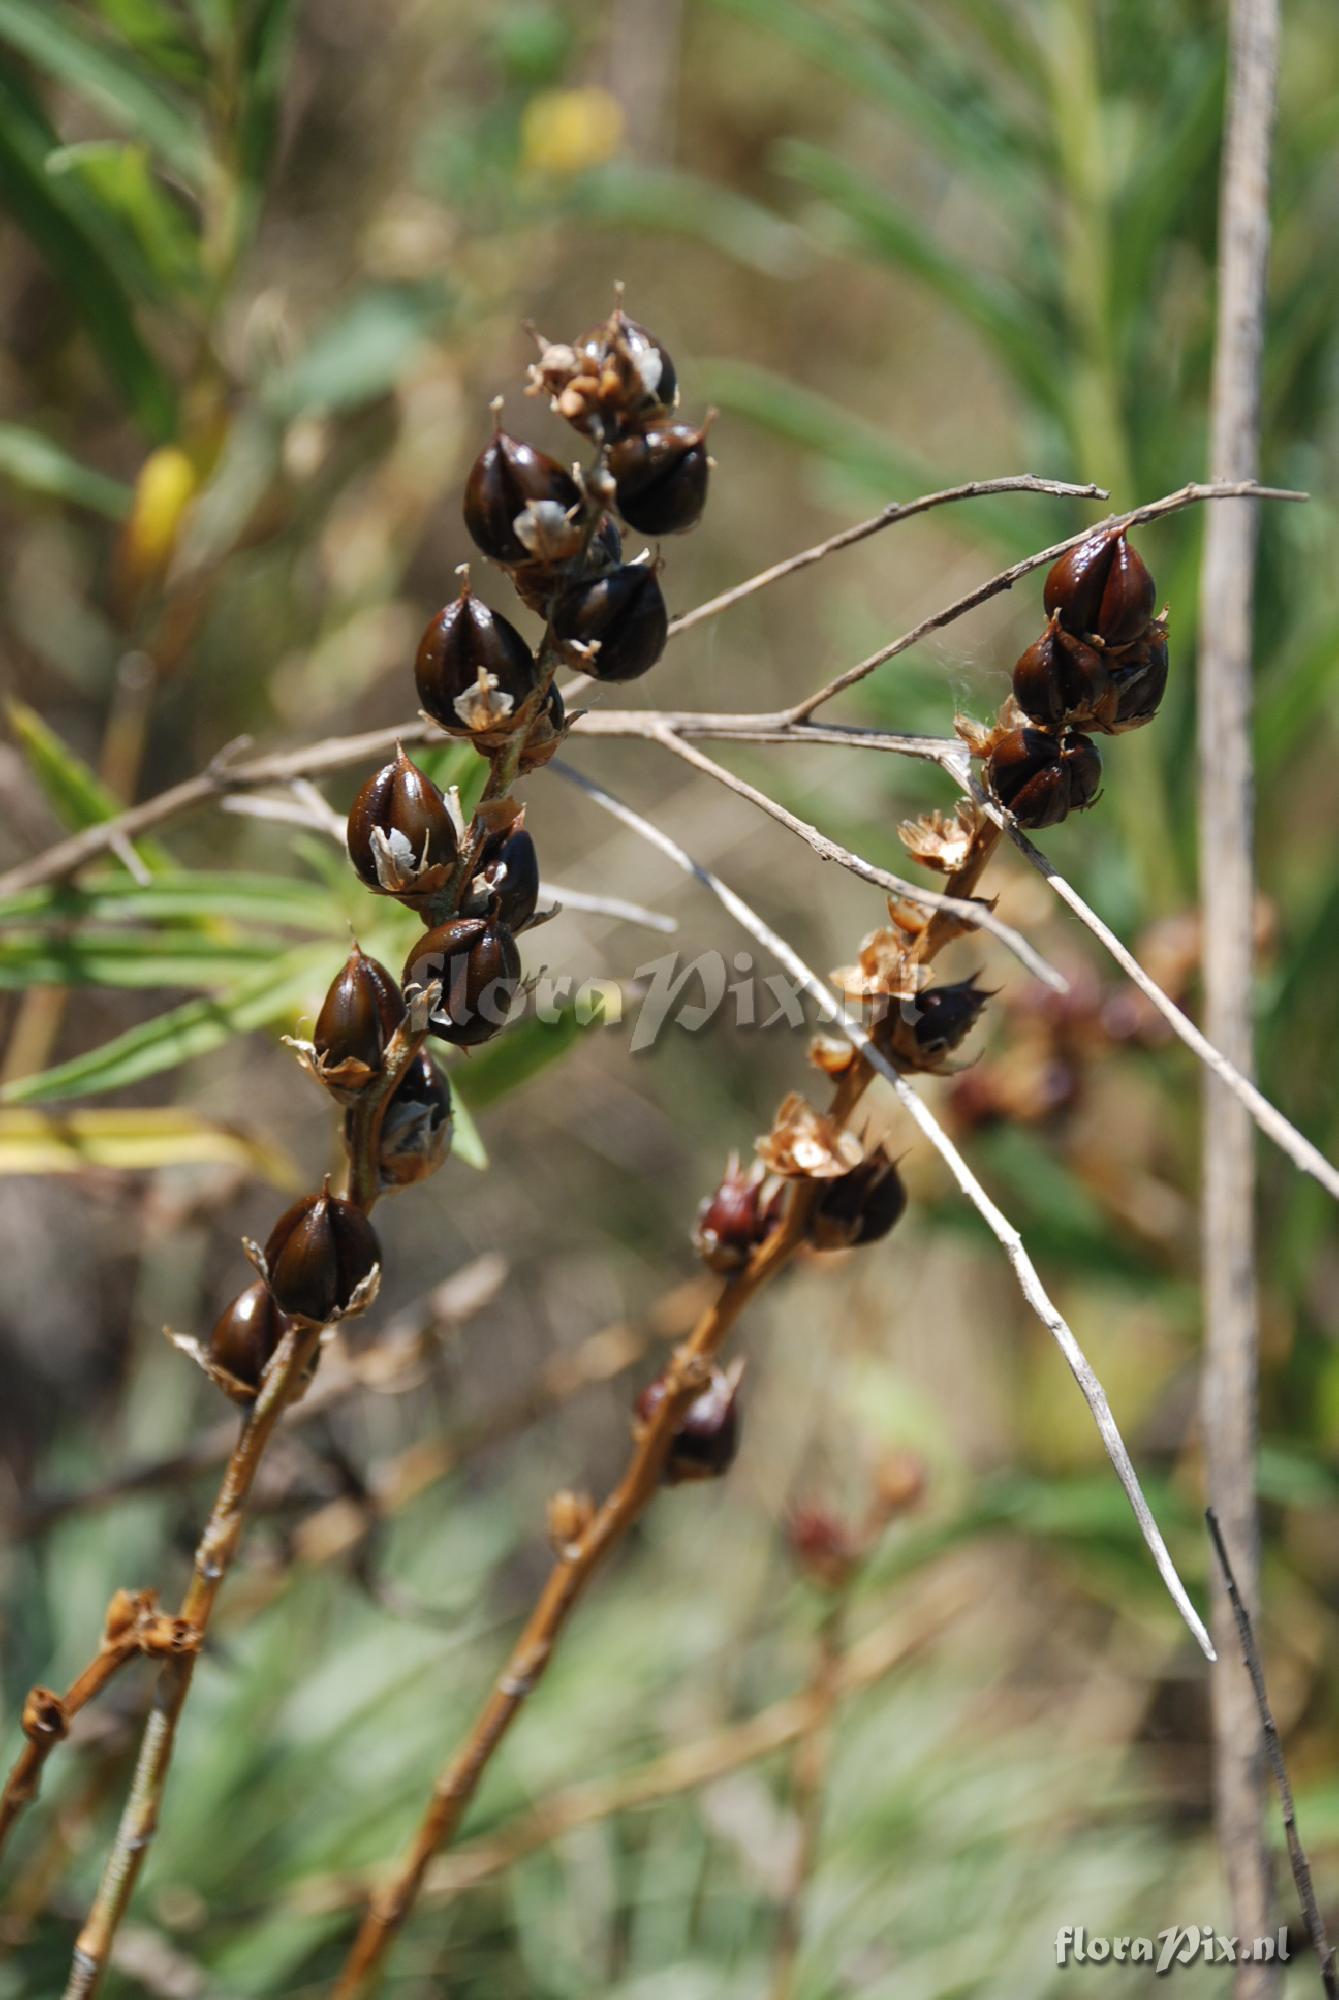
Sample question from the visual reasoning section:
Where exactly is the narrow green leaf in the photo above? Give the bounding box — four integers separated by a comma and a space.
0, 869, 339, 932
447, 1086, 487, 1171
0, 947, 323, 1104
0, 0, 207, 184
778, 139, 1066, 419
89, 0, 205, 83
265, 283, 453, 418
0, 929, 279, 991
6, 702, 171, 877
0, 72, 176, 437
0, 1106, 298, 1183
556, 164, 808, 279
236, 0, 297, 198
46, 140, 201, 298
0, 423, 131, 518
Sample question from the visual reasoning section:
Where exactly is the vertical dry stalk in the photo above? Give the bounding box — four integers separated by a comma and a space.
1198, 0, 1281, 1986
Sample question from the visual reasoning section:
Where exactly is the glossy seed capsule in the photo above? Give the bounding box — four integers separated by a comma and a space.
313, 945, 405, 1076
473, 825, 541, 932
1043, 529, 1156, 646
608, 423, 710, 535
208, 1280, 291, 1388
551, 564, 668, 682
462, 430, 581, 565
414, 582, 537, 735
346, 750, 458, 904
986, 727, 1102, 830
262, 1187, 380, 1322
810, 1157, 907, 1251
403, 916, 522, 1047
1011, 618, 1110, 729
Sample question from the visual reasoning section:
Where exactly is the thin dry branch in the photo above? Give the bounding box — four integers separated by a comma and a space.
651, 727, 1066, 988
1200, 3, 1282, 1982
0, 481, 1302, 903
1206, 1511, 1338, 1999
665, 475, 1108, 636
556, 763, 1215, 1660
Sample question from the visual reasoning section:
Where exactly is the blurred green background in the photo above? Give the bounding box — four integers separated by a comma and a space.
1, 1, 1337, 1993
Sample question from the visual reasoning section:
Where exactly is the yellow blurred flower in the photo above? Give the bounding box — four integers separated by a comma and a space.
519, 87, 624, 179
119, 444, 199, 595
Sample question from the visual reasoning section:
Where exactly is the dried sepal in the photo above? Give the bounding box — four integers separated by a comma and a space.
22, 1688, 68, 1742
808, 1034, 858, 1077
103, 1588, 157, 1645
546, 1489, 596, 1554
831, 928, 928, 1004
756, 1092, 863, 1180
954, 712, 998, 759
897, 801, 983, 875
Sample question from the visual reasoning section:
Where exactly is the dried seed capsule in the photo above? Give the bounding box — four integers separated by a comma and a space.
313, 945, 405, 1082
208, 1279, 291, 1390
552, 563, 668, 681
373, 1049, 453, 1188
415, 580, 537, 737
635, 1364, 741, 1484
907, 975, 993, 1060
1011, 616, 1110, 729
576, 308, 678, 424
403, 915, 522, 1047
1043, 529, 1156, 646
608, 423, 710, 535
262, 1186, 380, 1323
463, 428, 581, 565
472, 825, 541, 932
693, 1157, 782, 1272
346, 750, 458, 905
809, 1156, 907, 1251
985, 726, 1102, 830
1101, 620, 1169, 733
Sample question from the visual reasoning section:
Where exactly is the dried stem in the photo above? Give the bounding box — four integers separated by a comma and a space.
651, 727, 1064, 987
665, 474, 1108, 636
1206, 1512, 1338, 1999
0, 481, 1303, 904
0, 1644, 137, 1863
1199, 1, 1282, 1984
61, 1016, 428, 1998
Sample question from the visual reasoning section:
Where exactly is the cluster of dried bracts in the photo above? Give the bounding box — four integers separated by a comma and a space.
184, 299, 711, 1408
980, 526, 1167, 829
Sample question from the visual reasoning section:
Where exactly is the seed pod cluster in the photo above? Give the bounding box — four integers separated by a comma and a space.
987, 528, 1167, 829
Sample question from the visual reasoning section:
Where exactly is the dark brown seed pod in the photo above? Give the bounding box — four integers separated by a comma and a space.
693, 1157, 782, 1272
1100, 620, 1169, 733
415, 580, 537, 737
313, 945, 405, 1083
608, 422, 710, 535
985, 727, 1102, 830
809, 1157, 907, 1251
907, 975, 993, 1061
575, 308, 678, 424
463, 429, 581, 565
551, 563, 668, 682
262, 1185, 380, 1323
403, 916, 521, 1047
373, 1050, 453, 1188
1043, 529, 1156, 646
635, 1363, 741, 1484
1011, 615, 1110, 729
472, 825, 540, 932
208, 1280, 291, 1390
346, 749, 458, 905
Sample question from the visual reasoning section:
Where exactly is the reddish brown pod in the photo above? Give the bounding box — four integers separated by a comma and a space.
986, 727, 1102, 830
207, 1280, 292, 1392
261, 1184, 380, 1323
608, 422, 710, 536
469, 824, 541, 932
415, 580, 537, 738
809, 1156, 907, 1251
693, 1157, 783, 1273
1101, 620, 1170, 733
1011, 615, 1110, 729
463, 428, 581, 565
346, 750, 458, 905
312, 945, 405, 1089
551, 563, 668, 681
635, 1363, 742, 1484
374, 1050, 454, 1188
1043, 529, 1156, 647
403, 916, 522, 1047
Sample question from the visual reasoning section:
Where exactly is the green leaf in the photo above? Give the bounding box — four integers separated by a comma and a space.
89, 0, 205, 83
46, 140, 201, 298
6, 701, 170, 876
0, 928, 279, 991
0, 869, 339, 933
0, 946, 323, 1104
236, 0, 297, 200
265, 283, 454, 418
0, 0, 207, 185
0, 422, 131, 518
777, 139, 1066, 420
0, 72, 175, 437
0, 1105, 298, 1183
556, 164, 808, 279
446, 1084, 487, 1171
453, 993, 611, 1115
